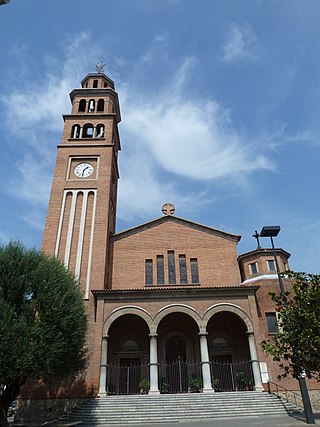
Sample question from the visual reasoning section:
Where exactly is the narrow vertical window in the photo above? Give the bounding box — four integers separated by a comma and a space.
266, 313, 279, 334
249, 262, 258, 275
93, 79, 98, 88
96, 124, 105, 138
88, 99, 95, 112
78, 99, 86, 112
97, 99, 105, 112
179, 254, 187, 284
145, 259, 153, 285
190, 258, 199, 284
157, 255, 164, 284
168, 251, 176, 285
267, 260, 276, 272
71, 124, 80, 139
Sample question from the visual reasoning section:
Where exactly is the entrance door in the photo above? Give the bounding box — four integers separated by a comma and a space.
164, 336, 188, 393
211, 355, 234, 391
119, 358, 140, 394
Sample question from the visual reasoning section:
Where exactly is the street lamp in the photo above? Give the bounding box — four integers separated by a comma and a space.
258, 225, 315, 424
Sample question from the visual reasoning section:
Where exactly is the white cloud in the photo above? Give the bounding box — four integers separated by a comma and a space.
116, 57, 273, 221
120, 58, 272, 180
0, 32, 102, 210
2, 32, 95, 135
1, 33, 272, 231
221, 23, 257, 63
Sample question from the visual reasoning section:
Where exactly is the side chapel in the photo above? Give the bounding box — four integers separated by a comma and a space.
42, 70, 312, 397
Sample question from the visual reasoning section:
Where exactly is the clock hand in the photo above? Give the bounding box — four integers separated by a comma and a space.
82, 166, 89, 177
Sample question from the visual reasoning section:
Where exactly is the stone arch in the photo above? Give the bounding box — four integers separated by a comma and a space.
202, 303, 253, 333
103, 305, 153, 336
154, 304, 201, 333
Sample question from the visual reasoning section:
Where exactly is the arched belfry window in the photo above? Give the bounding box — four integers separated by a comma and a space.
97, 99, 104, 112
96, 124, 105, 138
83, 123, 94, 138
71, 124, 80, 139
88, 99, 95, 112
78, 99, 86, 112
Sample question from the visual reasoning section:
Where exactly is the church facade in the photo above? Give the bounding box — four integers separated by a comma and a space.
42, 71, 313, 397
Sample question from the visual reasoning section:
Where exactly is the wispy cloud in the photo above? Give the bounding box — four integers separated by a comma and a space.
221, 23, 257, 63
0, 32, 101, 232
117, 56, 273, 221
1, 32, 272, 232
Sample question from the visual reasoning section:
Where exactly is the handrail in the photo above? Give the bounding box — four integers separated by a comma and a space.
267, 380, 303, 409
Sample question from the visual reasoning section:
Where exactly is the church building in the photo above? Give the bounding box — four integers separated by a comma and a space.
41, 70, 311, 398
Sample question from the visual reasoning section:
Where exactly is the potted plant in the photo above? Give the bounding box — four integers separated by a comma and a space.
234, 371, 253, 391
188, 374, 203, 392
139, 379, 150, 394
160, 378, 170, 393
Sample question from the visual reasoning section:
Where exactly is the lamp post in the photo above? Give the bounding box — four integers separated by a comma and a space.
258, 225, 315, 424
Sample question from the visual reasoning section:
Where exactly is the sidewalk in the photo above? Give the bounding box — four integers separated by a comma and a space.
100, 413, 320, 427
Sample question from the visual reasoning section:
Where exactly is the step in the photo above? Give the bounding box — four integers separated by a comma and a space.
64, 392, 303, 425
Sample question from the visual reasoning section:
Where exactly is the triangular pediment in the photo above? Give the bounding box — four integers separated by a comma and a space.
112, 215, 241, 243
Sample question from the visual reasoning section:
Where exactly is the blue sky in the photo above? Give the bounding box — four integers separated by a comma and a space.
0, 0, 320, 273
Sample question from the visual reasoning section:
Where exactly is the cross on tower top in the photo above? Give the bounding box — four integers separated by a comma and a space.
95, 57, 106, 73
252, 230, 262, 249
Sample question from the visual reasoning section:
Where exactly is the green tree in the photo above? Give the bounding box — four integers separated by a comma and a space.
0, 242, 87, 427
261, 271, 320, 381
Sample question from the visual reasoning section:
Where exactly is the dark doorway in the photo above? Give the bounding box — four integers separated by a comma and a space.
164, 336, 188, 392
165, 336, 186, 362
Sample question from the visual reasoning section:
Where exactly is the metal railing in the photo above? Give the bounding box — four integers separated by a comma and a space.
158, 359, 202, 393
210, 360, 254, 391
105, 359, 255, 395
267, 380, 303, 408
106, 362, 149, 395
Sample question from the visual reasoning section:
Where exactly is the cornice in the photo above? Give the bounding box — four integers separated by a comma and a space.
112, 215, 241, 243
92, 285, 259, 302
238, 247, 291, 261
63, 113, 117, 120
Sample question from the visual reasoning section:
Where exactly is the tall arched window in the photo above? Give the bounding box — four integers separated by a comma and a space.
82, 123, 94, 138
88, 99, 95, 112
97, 99, 105, 112
71, 124, 80, 139
78, 99, 86, 112
96, 124, 105, 138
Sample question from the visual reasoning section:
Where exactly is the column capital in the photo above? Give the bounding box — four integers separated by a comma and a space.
198, 331, 208, 337
245, 330, 254, 336
102, 335, 109, 341
149, 334, 158, 338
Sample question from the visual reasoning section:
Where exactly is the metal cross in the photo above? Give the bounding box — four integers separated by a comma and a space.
252, 230, 262, 249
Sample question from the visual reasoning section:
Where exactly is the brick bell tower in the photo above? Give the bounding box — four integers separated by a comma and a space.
42, 71, 121, 299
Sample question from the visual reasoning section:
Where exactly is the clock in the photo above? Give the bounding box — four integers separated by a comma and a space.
74, 162, 94, 178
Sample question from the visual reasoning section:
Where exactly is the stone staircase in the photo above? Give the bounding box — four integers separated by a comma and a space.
64, 392, 303, 425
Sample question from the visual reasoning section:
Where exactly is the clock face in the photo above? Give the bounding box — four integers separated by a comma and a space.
74, 162, 94, 178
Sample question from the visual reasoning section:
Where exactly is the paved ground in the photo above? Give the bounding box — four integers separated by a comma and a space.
99, 413, 320, 427
9, 412, 320, 427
